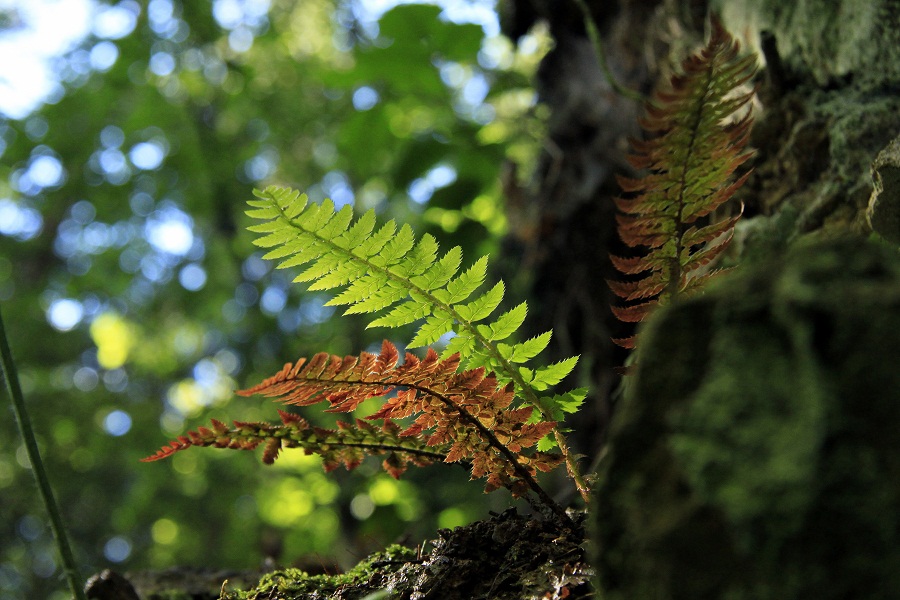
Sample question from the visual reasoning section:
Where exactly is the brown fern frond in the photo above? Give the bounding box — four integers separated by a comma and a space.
142, 409, 445, 479
609, 16, 756, 349
148, 340, 564, 508
239, 340, 561, 498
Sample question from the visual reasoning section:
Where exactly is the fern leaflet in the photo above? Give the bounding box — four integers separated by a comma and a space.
141, 411, 442, 478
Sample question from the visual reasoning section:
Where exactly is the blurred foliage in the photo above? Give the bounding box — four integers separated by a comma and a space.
0, 1, 551, 598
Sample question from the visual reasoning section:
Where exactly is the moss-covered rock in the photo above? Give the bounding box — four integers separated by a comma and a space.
220, 510, 590, 600
713, 0, 900, 87
593, 237, 900, 599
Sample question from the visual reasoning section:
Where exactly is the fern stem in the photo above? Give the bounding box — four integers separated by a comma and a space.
572, 0, 644, 103
274, 203, 590, 503
0, 306, 87, 600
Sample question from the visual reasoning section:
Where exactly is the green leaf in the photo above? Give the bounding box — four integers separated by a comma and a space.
397, 234, 439, 277
443, 331, 476, 358
408, 311, 454, 348
486, 302, 527, 341
508, 331, 552, 363
530, 357, 579, 391
367, 300, 430, 328
243, 186, 577, 413
374, 224, 416, 267
456, 281, 504, 322
537, 435, 557, 452
540, 388, 588, 421
443, 256, 488, 304
328, 273, 388, 306
343, 283, 408, 315
411, 246, 462, 291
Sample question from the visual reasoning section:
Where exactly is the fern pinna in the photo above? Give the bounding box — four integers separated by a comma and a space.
610, 18, 756, 348
145, 340, 569, 520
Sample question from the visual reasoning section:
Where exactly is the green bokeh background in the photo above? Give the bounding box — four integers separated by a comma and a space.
0, 2, 553, 597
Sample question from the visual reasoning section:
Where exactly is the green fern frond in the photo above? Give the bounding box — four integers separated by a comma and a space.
245, 185, 589, 499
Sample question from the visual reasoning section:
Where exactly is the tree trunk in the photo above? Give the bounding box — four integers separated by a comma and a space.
503, 0, 900, 470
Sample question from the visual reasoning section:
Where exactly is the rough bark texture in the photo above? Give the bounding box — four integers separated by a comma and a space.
585, 1, 900, 598
88, 511, 589, 600
593, 237, 900, 599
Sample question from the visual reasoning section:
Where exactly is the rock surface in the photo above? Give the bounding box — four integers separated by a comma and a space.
593, 237, 900, 599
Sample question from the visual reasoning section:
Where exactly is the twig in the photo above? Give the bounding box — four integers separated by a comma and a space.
0, 306, 87, 600
572, 0, 644, 102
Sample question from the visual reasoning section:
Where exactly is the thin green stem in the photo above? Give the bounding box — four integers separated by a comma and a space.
572, 0, 644, 103
0, 306, 87, 600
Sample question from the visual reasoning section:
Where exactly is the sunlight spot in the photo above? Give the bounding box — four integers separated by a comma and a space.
93, 1, 140, 39
171, 451, 198, 475
178, 263, 207, 291
89, 41, 119, 71
369, 476, 400, 505
103, 410, 132, 436
151, 518, 179, 545
73, 367, 99, 391
213, 0, 243, 29
98, 148, 127, 174
27, 154, 65, 188
129, 141, 165, 170
103, 536, 132, 563
0, 199, 42, 239
167, 380, 203, 415
350, 494, 375, 520
89, 312, 136, 369
149, 52, 176, 76
322, 170, 354, 207
213, 0, 271, 31
0, 0, 92, 118
145, 207, 194, 255
241, 254, 270, 280
47, 299, 83, 331
228, 26, 254, 52
100, 125, 125, 148
260, 285, 287, 315
299, 296, 334, 324
438, 506, 470, 529
352, 86, 379, 111
259, 478, 315, 526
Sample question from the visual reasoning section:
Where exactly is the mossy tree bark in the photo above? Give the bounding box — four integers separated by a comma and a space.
501, 0, 900, 472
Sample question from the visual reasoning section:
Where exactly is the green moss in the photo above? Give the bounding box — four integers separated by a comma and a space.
594, 237, 900, 599
220, 545, 417, 600
713, 0, 900, 86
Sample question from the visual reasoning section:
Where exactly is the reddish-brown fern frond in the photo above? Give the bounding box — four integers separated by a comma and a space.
141, 409, 445, 478
146, 340, 563, 504
610, 17, 756, 349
